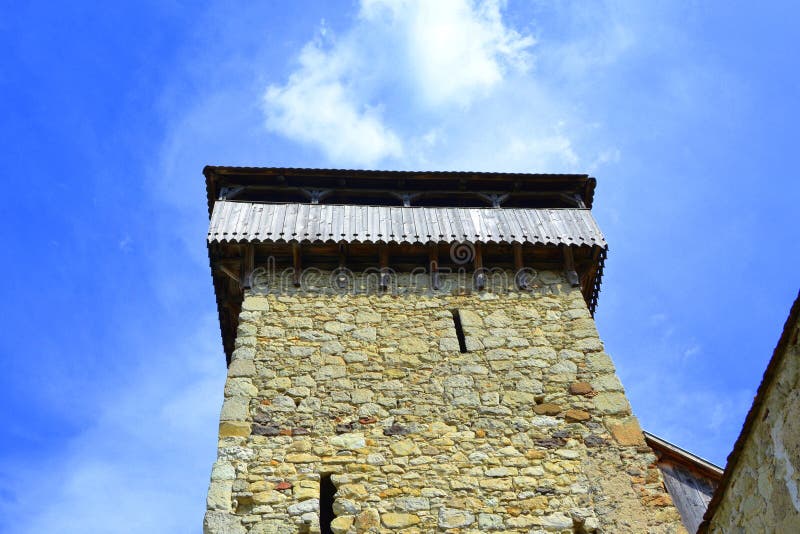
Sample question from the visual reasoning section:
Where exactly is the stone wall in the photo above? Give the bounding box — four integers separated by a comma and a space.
707, 305, 800, 533
204, 271, 684, 533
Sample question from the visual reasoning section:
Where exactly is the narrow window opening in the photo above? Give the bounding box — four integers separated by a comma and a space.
320, 474, 337, 534
451, 309, 468, 353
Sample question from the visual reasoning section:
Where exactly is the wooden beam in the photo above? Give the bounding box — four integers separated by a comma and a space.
241, 245, 254, 289
218, 263, 240, 284
379, 245, 390, 290
562, 244, 580, 288
474, 243, 485, 290
513, 242, 528, 289
292, 242, 302, 287
428, 243, 440, 290
335, 244, 349, 289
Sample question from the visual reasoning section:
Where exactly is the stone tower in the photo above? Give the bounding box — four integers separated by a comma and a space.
202, 167, 684, 533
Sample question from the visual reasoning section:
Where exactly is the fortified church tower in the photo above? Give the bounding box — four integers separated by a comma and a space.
202, 167, 684, 533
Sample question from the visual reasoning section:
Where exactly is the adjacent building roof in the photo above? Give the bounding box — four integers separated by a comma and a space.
208, 201, 607, 249
697, 289, 800, 533
645, 431, 723, 534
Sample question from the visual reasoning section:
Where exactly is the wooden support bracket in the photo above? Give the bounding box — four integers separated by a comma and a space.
335, 244, 349, 289
428, 243, 440, 290
474, 243, 486, 290
219, 185, 245, 200
513, 242, 528, 289
390, 192, 421, 207
379, 246, 390, 291
292, 242, 302, 287
241, 245, 255, 289
217, 263, 240, 284
562, 244, 581, 288
301, 189, 332, 204
477, 192, 510, 208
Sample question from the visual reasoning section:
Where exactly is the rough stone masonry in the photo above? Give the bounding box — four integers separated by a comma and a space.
203, 271, 685, 533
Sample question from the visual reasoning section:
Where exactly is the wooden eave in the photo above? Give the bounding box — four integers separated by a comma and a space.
645, 431, 724, 482
203, 166, 597, 216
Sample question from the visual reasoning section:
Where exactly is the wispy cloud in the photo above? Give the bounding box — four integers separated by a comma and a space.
262, 0, 592, 170
359, 0, 535, 107
263, 29, 404, 166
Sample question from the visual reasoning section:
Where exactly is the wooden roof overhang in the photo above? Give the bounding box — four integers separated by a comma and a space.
204, 167, 607, 365
645, 431, 723, 482
204, 166, 597, 215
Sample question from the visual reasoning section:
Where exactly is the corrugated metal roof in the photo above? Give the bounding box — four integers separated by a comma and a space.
204, 165, 590, 179
208, 201, 607, 248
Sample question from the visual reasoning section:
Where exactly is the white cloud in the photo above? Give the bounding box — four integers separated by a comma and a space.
360, 0, 535, 106
263, 36, 403, 166
262, 0, 552, 168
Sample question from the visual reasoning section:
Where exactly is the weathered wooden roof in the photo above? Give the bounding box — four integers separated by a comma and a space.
208, 201, 607, 248
645, 431, 723, 534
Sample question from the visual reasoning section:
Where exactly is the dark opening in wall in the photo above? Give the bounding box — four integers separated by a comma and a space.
319, 474, 337, 534
451, 309, 468, 353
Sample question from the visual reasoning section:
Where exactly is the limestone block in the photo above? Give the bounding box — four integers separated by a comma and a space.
398, 337, 428, 354
352, 327, 377, 341
609, 417, 645, 446
564, 409, 591, 422
224, 378, 258, 397
382, 512, 421, 528
593, 392, 630, 414
458, 309, 483, 327
503, 390, 539, 408
330, 515, 354, 534
231, 346, 255, 361
439, 337, 461, 352
330, 433, 366, 451
355, 310, 381, 323
219, 421, 250, 438
203, 511, 245, 534
569, 382, 593, 395
394, 496, 430, 511
287, 498, 319, 516
321, 340, 345, 354
532, 402, 561, 415
206, 479, 233, 511
538, 512, 574, 530
390, 439, 420, 456
316, 365, 347, 380
219, 397, 249, 421
227, 359, 256, 377
438, 508, 476, 529
210, 461, 235, 481
242, 296, 270, 311
324, 321, 355, 334
478, 513, 505, 530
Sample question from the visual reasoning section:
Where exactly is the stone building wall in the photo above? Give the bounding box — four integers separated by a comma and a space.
204, 271, 684, 533
707, 305, 800, 533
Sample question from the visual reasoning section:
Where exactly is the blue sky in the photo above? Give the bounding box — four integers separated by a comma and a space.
1, 1, 798, 532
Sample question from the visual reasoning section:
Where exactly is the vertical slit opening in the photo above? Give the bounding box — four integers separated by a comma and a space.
320, 474, 336, 534
451, 309, 468, 353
